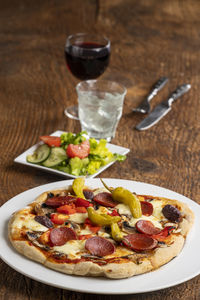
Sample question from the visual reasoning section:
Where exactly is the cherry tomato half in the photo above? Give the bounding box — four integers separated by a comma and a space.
66, 140, 90, 159
40, 136, 61, 147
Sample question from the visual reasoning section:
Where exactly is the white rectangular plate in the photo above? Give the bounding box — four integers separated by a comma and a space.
14, 131, 130, 178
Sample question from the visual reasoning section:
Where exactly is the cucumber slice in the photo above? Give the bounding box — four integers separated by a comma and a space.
27, 144, 51, 164
42, 147, 67, 167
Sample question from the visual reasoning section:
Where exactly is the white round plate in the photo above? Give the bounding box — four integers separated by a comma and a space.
0, 179, 200, 294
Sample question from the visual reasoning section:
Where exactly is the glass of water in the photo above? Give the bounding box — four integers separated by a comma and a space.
76, 80, 127, 142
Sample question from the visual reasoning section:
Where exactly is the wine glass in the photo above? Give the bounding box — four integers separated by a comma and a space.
64, 33, 111, 120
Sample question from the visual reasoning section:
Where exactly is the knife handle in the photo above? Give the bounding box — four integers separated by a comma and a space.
148, 77, 169, 100
167, 84, 191, 106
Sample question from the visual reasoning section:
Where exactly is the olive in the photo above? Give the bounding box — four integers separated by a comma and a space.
47, 192, 54, 198
34, 215, 53, 228
83, 189, 94, 200
162, 204, 181, 222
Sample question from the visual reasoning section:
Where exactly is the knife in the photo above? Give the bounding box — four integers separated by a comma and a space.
135, 84, 191, 131
132, 77, 169, 114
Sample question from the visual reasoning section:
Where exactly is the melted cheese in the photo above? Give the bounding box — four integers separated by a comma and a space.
12, 212, 48, 232
68, 213, 88, 224
105, 246, 133, 259
95, 206, 110, 214
54, 240, 86, 259
79, 227, 93, 235
129, 215, 163, 229
116, 202, 163, 229
152, 199, 164, 219
93, 187, 108, 196
116, 203, 131, 215
98, 230, 110, 238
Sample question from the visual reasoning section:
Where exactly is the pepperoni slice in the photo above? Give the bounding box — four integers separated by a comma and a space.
45, 196, 75, 207
50, 227, 77, 246
135, 220, 161, 235
122, 233, 158, 251
85, 236, 115, 257
93, 192, 117, 208
140, 201, 153, 216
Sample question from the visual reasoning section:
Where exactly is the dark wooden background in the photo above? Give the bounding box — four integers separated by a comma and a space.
0, 0, 200, 299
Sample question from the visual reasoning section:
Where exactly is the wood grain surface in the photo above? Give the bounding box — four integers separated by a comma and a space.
0, 0, 200, 299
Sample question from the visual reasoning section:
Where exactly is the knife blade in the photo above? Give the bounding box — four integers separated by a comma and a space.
135, 84, 191, 131
132, 77, 169, 114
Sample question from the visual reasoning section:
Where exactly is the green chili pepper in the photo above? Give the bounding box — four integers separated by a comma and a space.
101, 179, 142, 218
110, 222, 123, 242
72, 177, 85, 199
87, 207, 121, 226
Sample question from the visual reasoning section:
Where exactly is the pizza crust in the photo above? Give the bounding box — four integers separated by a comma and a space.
150, 235, 184, 268
45, 257, 153, 278
9, 240, 47, 264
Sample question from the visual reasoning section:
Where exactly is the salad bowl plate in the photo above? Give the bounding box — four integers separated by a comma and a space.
14, 131, 130, 178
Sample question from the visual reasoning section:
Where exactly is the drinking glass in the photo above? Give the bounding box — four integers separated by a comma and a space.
64, 33, 111, 120
76, 80, 127, 141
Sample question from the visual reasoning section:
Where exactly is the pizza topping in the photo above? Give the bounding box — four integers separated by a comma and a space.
26, 231, 40, 241
68, 212, 88, 224
110, 222, 123, 242
34, 215, 53, 228
93, 192, 117, 208
151, 226, 176, 241
38, 230, 51, 245
162, 205, 181, 222
72, 177, 86, 199
50, 227, 77, 246
135, 220, 161, 235
87, 207, 121, 226
53, 240, 86, 259
140, 201, 153, 216
122, 233, 158, 251
83, 189, 94, 200
75, 197, 92, 208
85, 236, 115, 256
50, 213, 69, 225
57, 203, 77, 214
100, 180, 142, 218
78, 234, 93, 240
122, 221, 136, 234
112, 188, 142, 218
84, 218, 101, 233
64, 220, 80, 231
34, 202, 54, 216
108, 209, 120, 216
47, 192, 54, 198
45, 195, 75, 207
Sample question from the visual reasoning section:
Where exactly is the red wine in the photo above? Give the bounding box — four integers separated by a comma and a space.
65, 42, 110, 80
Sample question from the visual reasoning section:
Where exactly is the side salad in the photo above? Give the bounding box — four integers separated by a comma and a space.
26, 132, 126, 176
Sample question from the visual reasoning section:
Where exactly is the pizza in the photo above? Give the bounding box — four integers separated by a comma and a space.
8, 178, 194, 279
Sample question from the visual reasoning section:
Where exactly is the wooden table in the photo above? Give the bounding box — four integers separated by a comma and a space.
1, 0, 200, 299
